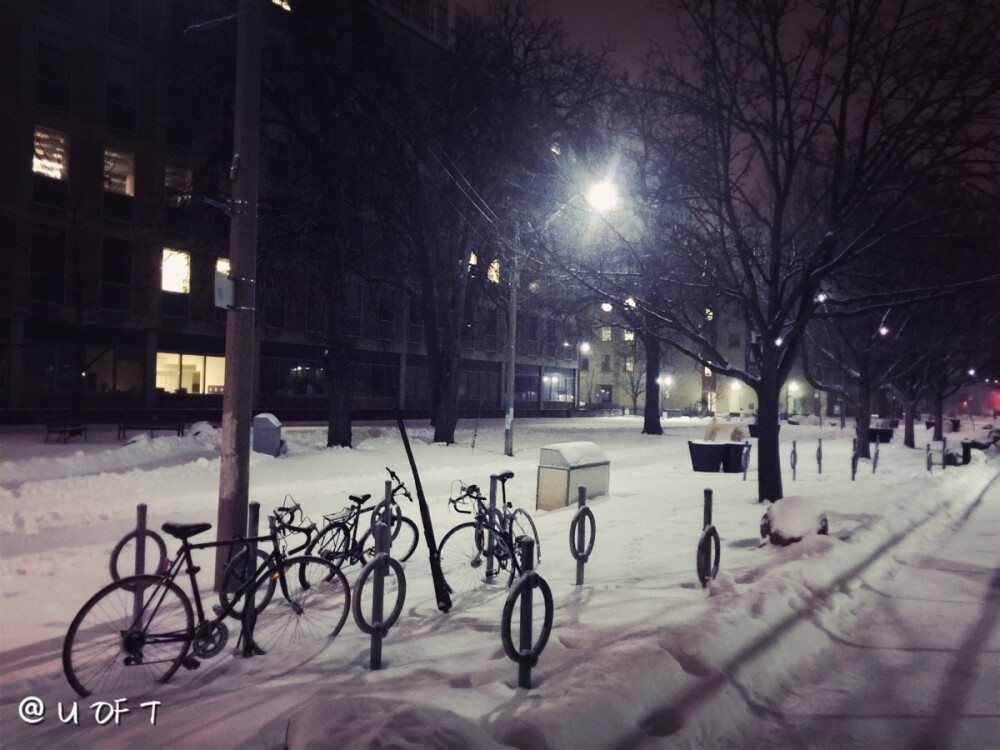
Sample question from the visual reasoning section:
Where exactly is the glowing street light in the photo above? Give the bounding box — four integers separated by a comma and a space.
586, 180, 619, 212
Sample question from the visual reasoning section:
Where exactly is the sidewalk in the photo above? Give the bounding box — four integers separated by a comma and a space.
735, 474, 1000, 749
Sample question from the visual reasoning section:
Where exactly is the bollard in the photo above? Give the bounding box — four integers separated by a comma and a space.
696, 488, 720, 587
569, 486, 596, 586
926, 443, 932, 472
741, 441, 751, 481
872, 436, 880, 474
109, 504, 167, 584
501, 537, 553, 690
851, 438, 859, 481
352, 521, 406, 670
247, 500, 260, 568
790, 440, 798, 480
817, 438, 823, 474
942, 437, 947, 470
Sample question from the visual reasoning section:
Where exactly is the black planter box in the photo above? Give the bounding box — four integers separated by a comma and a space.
688, 441, 725, 472
722, 441, 750, 473
747, 424, 779, 438
868, 427, 893, 443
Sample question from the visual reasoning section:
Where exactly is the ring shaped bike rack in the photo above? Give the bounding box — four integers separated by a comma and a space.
109, 528, 167, 584
500, 572, 554, 667
568, 507, 596, 563
696, 525, 721, 587
352, 553, 406, 637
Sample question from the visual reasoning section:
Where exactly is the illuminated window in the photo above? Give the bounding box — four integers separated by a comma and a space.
271, 0, 291, 10
165, 165, 192, 207
704, 366, 713, 377
705, 308, 714, 321
104, 148, 134, 195
488, 259, 500, 284
625, 356, 635, 373
624, 329, 635, 341
33, 126, 68, 179
156, 352, 225, 394
161, 248, 190, 293
601, 327, 612, 342
216, 257, 230, 275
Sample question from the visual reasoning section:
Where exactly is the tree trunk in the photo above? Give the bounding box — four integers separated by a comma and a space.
755, 374, 783, 502
323, 341, 354, 448
903, 397, 917, 449
642, 335, 662, 435
855, 382, 872, 459
933, 392, 944, 442
432, 364, 460, 444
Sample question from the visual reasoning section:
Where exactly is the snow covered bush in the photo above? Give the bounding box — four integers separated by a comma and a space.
760, 496, 829, 546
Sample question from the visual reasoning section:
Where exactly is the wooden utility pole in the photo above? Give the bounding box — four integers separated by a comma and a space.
215, 0, 261, 590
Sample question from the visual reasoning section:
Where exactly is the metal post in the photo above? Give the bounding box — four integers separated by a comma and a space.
790, 440, 798, 480
247, 501, 260, 562
702, 488, 713, 530
518, 537, 535, 689
215, 0, 262, 593
369, 522, 388, 670
134, 504, 147, 577
817, 438, 823, 474
942, 436, 947, 470
504, 254, 520, 457
487, 475, 498, 576
576, 486, 587, 586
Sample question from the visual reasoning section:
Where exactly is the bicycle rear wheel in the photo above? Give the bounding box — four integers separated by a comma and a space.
438, 522, 514, 598
358, 516, 419, 563
63, 575, 193, 697
509, 508, 541, 565
308, 522, 351, 568
242, 556, 350, 656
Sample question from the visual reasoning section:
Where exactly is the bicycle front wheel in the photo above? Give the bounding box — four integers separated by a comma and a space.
438, 522, 514, 598
242, 556, 350, 656
219, 548, 273, 619
63, 575, 193, 697
509, 509, 541, 565
308, 522, 351, 568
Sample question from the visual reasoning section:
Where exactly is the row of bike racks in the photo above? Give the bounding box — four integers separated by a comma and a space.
111, 481, 726, 691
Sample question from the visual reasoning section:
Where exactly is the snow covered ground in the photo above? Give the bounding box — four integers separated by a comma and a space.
0, 415, 997, 749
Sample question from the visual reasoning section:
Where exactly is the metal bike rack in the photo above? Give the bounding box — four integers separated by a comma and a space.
500, 537, 553, 689
569, 486, 596, 586
696, 489, 721, 587
872, 436, 880, 474
851, 438, 859, 481
817, 438, 823, 474
352, 522, 406, 670
790, 440, 798, 480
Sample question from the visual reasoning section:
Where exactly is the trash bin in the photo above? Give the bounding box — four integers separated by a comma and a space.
536, 441, 610, 511
961, 440, 972, 465
252, 413, 285, 457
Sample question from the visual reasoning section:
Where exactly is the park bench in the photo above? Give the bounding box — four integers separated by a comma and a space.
117, 417, 185, 441
45, 416, 88, 444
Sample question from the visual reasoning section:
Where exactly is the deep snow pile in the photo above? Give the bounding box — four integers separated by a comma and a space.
0, 416, 996, 749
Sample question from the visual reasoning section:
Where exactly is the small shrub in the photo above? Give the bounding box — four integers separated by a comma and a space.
730, 425, 745, 442
704, 417, 721, 441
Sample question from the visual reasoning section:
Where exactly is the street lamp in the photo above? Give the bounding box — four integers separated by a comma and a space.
786, 380, 799, 415
504, 182, 616, 457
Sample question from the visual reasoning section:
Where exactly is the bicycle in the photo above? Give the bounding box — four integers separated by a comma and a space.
63, 510, 350, 697
437, 471, 540, 597
307, 472, 419, 569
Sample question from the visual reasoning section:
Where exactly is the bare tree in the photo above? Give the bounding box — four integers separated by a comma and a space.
591, 0, 1000, 500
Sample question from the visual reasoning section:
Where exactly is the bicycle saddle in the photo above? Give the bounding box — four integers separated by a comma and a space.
349, 494, 371, 505
162, 522, 212, 540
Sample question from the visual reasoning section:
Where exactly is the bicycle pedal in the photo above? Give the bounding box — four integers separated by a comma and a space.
181, 656, 201, 670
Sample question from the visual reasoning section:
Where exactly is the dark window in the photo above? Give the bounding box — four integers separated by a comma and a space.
40, 0, 73, 16
377, 292, 395, 340
728, 331, 741, 349
30, 228, 64, 303
36, 36, 71, 112
601, 354, 611, 373
580, 356, 590, 372
306, 292, 326, 334
23, 341, 77, 392
100, 237, 132, 311
161, 291, 188, 319
262, 280, 286, 329
105, 56, 136, 133
108, 0, 139, 42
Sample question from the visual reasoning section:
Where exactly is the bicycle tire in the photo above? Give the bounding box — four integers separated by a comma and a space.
370, 498, 404, 537
63, 575, 193, 697
308, 521, 351, 568
218, 548, 274, 619
509, 508, 541, 565
242, 556, 350, 656
358, 516, 419, 563
438, 522, 514, 597
109, 529, 167, 583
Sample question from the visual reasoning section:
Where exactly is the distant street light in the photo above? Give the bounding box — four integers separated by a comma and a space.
586, 180, 619, 212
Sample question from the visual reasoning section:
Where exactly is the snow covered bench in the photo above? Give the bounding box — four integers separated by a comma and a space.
45, 416, 88, 444
117, 418, 185, 441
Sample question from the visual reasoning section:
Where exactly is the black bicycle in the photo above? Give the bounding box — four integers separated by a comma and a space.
437, 471, 540, 597
63, 508, 350, 697
307, 471, 419, 569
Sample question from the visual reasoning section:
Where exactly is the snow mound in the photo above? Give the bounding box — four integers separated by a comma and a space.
760, 495, 829, 546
